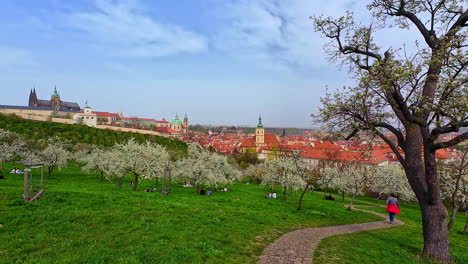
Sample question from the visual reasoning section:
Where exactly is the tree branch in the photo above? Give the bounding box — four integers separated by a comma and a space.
395, 5, 436, 48
433, 132, 468, 150
432, 121, 468, 137
373, 128, 406, 166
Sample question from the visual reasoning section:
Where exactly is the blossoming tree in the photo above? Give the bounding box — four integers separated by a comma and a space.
174, 143, 241, 192
261, 157, 306, 200
111, 139, 170, 191
37, 137, 70, 176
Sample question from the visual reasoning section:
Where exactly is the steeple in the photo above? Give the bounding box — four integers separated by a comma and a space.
52, 86, 60, 98
184, 113, 188, 122
29, 88, 38, 107
255, 115, 265, 146
257, 115, 264, 128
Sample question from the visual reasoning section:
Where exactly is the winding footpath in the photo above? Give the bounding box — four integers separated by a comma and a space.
258, 204, 404, 264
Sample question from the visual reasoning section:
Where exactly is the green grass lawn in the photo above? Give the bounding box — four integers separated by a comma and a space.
314, 197, 468, 264
0, 164, 379, 264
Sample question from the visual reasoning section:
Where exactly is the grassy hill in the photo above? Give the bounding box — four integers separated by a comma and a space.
0, 113, 186, 154
0, 165, 467, 263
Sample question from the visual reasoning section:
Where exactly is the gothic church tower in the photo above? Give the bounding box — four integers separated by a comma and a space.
28, 88, 38, 107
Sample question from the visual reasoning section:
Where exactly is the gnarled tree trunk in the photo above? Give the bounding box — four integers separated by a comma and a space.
298, 183, 310, 210
403, 132, 451, 263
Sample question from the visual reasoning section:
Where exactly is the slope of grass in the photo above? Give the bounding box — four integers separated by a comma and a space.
314, 199, 468, 264
0, 164, 379, 264
0, 113, 187, 154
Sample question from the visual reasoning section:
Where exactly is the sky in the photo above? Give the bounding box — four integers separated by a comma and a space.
0, 0, 423, 127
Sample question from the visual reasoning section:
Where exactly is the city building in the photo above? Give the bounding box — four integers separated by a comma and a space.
73, 106, 97, 127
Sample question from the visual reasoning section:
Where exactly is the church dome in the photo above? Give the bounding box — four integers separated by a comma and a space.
51, 87, 60, 98
172, 114, 181, 124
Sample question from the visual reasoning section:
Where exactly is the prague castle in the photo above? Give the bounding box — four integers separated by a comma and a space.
29, 87, 80, 111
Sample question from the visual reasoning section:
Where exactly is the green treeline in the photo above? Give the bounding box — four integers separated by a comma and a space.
0, 114, 187, 154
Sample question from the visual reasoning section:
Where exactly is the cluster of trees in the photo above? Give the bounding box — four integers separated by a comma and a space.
76, 142, 242, 193
0, 114, 187, 154
245, 150, 467, 234
0, 129, 70, 176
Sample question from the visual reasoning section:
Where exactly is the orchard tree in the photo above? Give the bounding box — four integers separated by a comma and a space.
287, 150, 319, 210
0, 129, 28, 169
312, 1, 467, 261
261, 157, 306, 200
37, 137, 70, 176
174, 143, 240, 192
112, 139, 170, 191
244, 162, 269, 183
440, 149, 467, 230
372, 164, 416, 202
340, 165, 368, 210
100, 150, 127, 187
78, 147, 112, 180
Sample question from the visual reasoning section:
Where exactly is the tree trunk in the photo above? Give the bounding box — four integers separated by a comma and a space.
341, 191, 345, 201
447, 205, 458, 231
48, 166, 54, 177
298, 183, 309, 210
155, 178, 159, 188
447, 168, 463, 231
420, 202, 451, 263
133, 174, 139, 191
464, 217, 468, 233
283, 189, 287, 200
401, 127, 452, 263
347, 193, 355, 210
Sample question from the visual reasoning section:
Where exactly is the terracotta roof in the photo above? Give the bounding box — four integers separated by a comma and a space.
300, 147, 388, 165
92, 111, 120, 117
153, 127, 180, 133
121, 117, 157, 122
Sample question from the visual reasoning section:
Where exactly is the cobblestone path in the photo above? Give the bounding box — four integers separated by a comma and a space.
258, 205, 404, 264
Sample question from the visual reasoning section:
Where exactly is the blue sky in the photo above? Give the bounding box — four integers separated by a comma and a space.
0, 0, 422, 127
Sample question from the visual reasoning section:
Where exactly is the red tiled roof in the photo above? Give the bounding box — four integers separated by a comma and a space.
122, 117, 157, 122
300, 147, 388, 165
153, 127, 180, 133
157, 118, 170, 123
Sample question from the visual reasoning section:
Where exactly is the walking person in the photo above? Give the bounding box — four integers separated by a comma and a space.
386, 193, 400, 224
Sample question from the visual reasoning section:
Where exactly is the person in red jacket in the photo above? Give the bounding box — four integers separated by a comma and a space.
386, 193, 400, 224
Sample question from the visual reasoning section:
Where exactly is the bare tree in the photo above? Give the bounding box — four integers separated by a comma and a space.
311, 1, 467, 262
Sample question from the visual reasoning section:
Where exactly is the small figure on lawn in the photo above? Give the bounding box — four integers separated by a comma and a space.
200, 188, 206, 195
386, 193, 400, 224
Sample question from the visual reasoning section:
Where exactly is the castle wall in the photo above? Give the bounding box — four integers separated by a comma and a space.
0, 111, 74, 125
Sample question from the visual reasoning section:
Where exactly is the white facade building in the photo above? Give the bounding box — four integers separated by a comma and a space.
73, 106, 97, 127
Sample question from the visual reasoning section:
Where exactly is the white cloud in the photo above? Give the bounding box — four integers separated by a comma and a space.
64, 0, 207, 58
213, 0, 345, 72
212, 0, 423, 73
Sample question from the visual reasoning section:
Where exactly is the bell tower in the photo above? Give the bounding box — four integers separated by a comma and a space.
255, 115, 265, 146
51, 86, 61, 109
